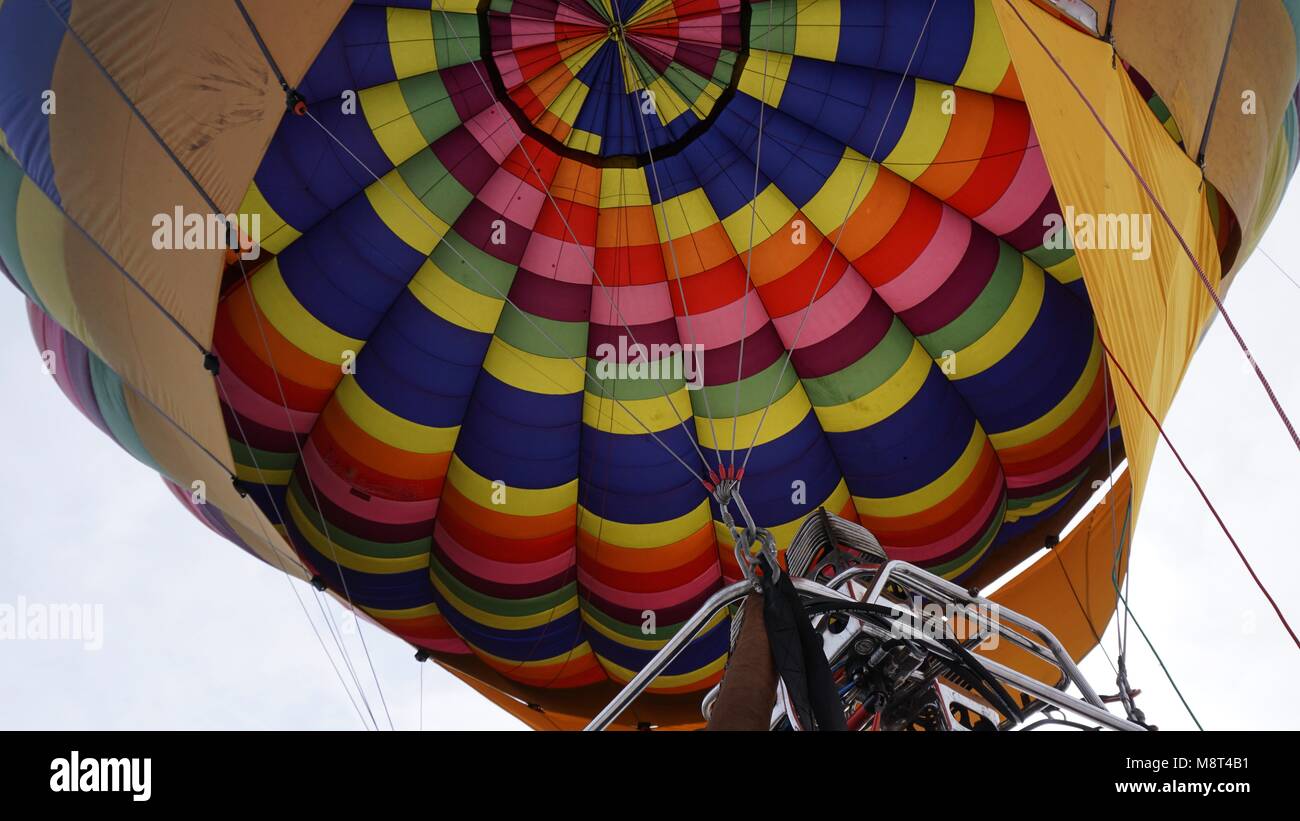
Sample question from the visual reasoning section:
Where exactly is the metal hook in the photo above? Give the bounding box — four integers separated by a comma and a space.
715, 486, 779, 583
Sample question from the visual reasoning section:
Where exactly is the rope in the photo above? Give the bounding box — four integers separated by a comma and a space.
430, 1, 719, 478
107, 367, 377, 728
737, 0, 942, 481
729, 5, 775, 471
46, 0, 397, 728
1097, 333, 1300, 649
1003, 0, 1300, 455
1109, 501, 1204, 729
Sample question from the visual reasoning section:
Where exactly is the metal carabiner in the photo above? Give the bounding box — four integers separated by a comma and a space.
715, 483, 780, 583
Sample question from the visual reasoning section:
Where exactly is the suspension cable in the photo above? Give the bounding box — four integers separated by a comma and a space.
43, 0, 396, 728
1195, 0, 1242, 169
213, 371, 385, 730
430, 0, 719, 476
607, 1, 728, 475
1097, 332, 1300, 649
737, 0, 942, 482
1109, 500, 1204, 729
119, 363, 378, 728
731, 7, 777, 473
1002, 0, 1300, 455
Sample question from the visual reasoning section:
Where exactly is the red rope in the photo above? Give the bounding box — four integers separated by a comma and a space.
1098, 333, 1300, 649
1004, 0, 1300, 454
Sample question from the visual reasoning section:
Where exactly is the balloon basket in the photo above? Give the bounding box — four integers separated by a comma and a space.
586, 509, 1146, 732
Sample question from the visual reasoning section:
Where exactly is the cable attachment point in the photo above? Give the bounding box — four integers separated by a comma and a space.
413, 648, 431, 662
231, 476, 251, 498
715, 486, 778, 584
286, 88, 307, 116
309, 575, 328, 592
202, 351, 220, 376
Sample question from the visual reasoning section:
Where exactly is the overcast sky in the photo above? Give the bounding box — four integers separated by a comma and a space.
0, 181, 1297, 731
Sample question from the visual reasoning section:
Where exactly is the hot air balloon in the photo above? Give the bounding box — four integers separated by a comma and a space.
1, 0, 1297, 730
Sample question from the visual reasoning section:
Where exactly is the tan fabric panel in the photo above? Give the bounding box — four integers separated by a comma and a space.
1079, 0, 1298, 263
29, 2, 347, 576
63, 0, 349, 213
125, 386, 308, 576
48, 36, 218, 344
48, 0, 348, 345
996, 0, 1223, 518
41, 0, 346, 441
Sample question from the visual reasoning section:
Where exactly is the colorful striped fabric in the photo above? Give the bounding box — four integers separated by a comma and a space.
486, 0, 744, 160
220, 0, 1116, 692
4, 0, 1297, 710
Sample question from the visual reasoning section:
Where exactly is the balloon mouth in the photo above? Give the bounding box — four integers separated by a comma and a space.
481, 0, 752, 167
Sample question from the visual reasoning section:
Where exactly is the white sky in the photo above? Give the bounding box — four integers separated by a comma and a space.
0, 182, 1297, 731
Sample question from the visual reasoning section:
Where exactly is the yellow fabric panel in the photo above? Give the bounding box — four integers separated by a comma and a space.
578, 498, 712, 548
956, 0, 1016, 95
362, 82, 429, 165
600, 645, 727, 689
582, 388, 694, 436
364, 170, 449, 254
721, 183, 797, 248
387, 8, 437, 79
883, 80, 954, 183
238, 182, 300, 255
792, 0, 840, 62
994, 0, 1222, 520
447, 456, 578, 517
335, 377, 458, 454
699, 380, 807, 449
985, 470, 1132, 684
738, 50, 791, 107
802, 148, 875, 235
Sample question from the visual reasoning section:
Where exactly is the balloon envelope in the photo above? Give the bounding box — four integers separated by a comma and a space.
1, 0, 1296, 726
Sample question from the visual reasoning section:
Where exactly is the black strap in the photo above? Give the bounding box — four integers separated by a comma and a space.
761, 571, 848, 731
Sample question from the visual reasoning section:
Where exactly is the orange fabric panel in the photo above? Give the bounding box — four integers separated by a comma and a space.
986, 470, 1132, 684
437, 658, 706, 731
